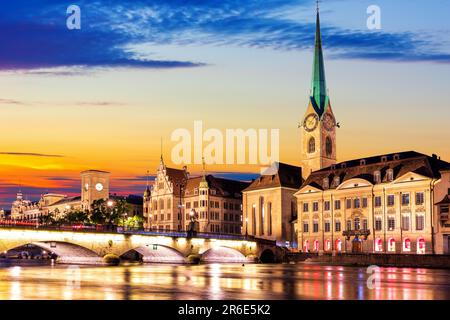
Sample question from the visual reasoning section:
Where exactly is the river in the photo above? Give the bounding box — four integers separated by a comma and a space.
0, 262, 449, 300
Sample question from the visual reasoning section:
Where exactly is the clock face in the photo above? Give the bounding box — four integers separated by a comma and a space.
95, 183, 104, 191
303, 113, 319, 132
84, 183, 89, 191
323, 113, 336, 131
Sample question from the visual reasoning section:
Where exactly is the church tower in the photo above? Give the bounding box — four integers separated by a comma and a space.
301, 3, 337, 176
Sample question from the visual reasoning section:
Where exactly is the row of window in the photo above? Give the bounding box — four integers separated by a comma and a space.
302, 192, 425, 213
322, 168, 399, 189
303, 237, 427, 254
302, 214, 425, 233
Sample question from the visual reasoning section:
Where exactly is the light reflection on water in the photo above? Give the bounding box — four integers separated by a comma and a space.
0, 263, 449, 300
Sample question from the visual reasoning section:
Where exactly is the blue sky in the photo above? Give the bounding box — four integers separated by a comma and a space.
1, 0, 449, 72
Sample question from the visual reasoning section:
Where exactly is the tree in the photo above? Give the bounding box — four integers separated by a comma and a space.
62, 210, 89, 224
39, 213, 56, 225
90, 198, 131, 226
122, 215, 144, 229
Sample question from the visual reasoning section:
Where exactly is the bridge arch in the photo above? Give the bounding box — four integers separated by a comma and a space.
201, 246, 247, 263
121, 244, 186, 264
3, 241, 102, 264
259, 248, 276, 263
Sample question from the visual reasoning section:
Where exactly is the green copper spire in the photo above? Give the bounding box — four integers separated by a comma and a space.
310, 2, 329, 117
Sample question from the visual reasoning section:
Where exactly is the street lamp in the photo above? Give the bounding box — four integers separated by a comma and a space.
245, 218, 249, 237
107, 200, 114, 207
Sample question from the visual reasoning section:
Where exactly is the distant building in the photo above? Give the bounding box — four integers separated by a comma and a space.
143, 157, 250, 234
9, 170, 143, 223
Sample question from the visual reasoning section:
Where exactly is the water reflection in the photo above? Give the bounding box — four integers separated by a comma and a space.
0, 263, 449, 300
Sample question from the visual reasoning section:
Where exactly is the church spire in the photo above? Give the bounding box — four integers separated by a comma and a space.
310, 0, 328, 118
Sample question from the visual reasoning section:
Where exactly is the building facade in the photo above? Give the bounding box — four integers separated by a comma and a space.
242, 163, 302, 246
143, 158, 249, 234
295, 152, 450, 255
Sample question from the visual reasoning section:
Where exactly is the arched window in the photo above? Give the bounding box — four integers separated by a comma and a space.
303, 240, 309, 252
326, 136, 333, 157
417, 238, 426, 254
403, 238, 411, 252
335, 239, 342, 252
267, 202, 272, 236
259, 197, 264, 236
325, 239, 331, 251
308, 137, 315, 153
388, 238, 396, 252
374, 238, 383, 252
313, 240, 320, 252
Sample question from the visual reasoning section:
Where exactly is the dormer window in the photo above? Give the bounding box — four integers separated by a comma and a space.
341, 163, 347, 169
360, 159, 366, 166
323, 178, 329, 189
331, 164, 336, 170
194, 188, 198, 195
381, 156, 388, 163
393, 154, 400, 161
332, 176, 340, 187
387, 169, 394, 182
374, 170, 381, 184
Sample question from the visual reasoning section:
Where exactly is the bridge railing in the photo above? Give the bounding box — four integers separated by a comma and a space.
0, 221, 273, 244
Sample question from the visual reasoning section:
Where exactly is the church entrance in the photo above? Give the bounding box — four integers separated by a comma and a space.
352, 237, 362, 253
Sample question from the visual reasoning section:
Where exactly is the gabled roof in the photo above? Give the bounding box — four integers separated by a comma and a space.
48, 196, 81, 207
243, 162, 303, 192
302, 151, 450, 191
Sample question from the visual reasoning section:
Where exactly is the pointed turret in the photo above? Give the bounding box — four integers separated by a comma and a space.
310, 2, 329, 118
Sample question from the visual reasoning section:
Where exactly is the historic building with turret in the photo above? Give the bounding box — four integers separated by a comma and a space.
143, 157, 249, 234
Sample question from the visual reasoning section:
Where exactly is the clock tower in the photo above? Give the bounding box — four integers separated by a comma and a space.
81, 170, 110, 210
301, 4, 337, 176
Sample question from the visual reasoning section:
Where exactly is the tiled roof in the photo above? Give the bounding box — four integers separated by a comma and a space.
243, 162, 303, 192
302, 151, 450, 191
48, 196, 81, 207
184, 175, 250, 199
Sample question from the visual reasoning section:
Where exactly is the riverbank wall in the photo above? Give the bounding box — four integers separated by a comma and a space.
287, 253, 450, 269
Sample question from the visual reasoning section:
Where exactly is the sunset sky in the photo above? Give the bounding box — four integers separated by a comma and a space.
1, 0, 450, 208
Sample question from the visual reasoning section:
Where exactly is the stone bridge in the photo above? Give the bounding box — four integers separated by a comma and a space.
0, 226, 282, 265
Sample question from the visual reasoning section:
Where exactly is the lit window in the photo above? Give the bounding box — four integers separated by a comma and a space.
354, 198, 361, 209
303, 240, 309, 252
388, 238, 396, 252
335, 239, 342, 252
313, 240, 320, 252
403, 238, 411, 252
325, 239, 331, 251
374, 238, 383, 252
354, 218, 360, 230
417, 238, 426, 254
